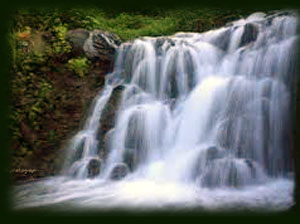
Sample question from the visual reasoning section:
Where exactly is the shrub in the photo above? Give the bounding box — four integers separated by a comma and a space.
67, 57, 91, 77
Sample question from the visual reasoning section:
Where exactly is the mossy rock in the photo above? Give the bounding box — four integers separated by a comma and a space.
83, 30, 122, 61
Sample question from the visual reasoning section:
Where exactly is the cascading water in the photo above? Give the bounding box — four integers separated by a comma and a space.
14, 11, 298, 211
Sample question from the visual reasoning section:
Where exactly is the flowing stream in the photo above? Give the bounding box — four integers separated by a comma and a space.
14, 11, 298, 212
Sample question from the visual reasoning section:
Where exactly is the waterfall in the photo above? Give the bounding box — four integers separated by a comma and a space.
62, 72, 122, 179
14, 11, 298, 211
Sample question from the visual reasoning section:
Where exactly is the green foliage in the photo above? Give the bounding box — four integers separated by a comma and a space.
49, 7, 251, 41
67, 57, 90, 77
51, 24, 71, 55
39, 81, 53, 98
10, 7, 254, 47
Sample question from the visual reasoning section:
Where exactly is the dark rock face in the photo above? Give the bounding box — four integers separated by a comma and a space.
239, 23, 258, 47
83, 30, 122, 61
103, 129, 114, 156
87, 158, 102, 178
123, 148, 137, 171
109, 163, 129, 180
98, 86, 124, 158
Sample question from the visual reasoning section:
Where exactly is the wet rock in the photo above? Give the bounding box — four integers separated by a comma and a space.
123, 148, 137, 171
266, 10, 296, 18
200, 158, 240, 188
115, 84, 125, 91
239, 23, 258, 47
211, 29, 231, 51
192, 145, 226, 180
110, 163, 129, 180
66, 29, 90, 56
83, 30, 122, 61
87, 158, 102, 178
98, 86, 124, 157
163, 98, 177, 110
124, 112, 146, 151
155, 38, 175, 55
103, 129, 114, 155
199, 158, 260, 188
244, 158, 256, 178
206, 146, 225, 160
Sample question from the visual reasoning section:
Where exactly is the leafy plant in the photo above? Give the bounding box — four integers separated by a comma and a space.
51, 23, 71, 55
67, 57, 91, 77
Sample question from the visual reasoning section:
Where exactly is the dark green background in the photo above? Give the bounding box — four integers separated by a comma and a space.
1, 0, 300, 220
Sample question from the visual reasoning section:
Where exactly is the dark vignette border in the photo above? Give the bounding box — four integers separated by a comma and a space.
1, 0, 300, 221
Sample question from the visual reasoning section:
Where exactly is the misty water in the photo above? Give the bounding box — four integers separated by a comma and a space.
14, 11, 298, 212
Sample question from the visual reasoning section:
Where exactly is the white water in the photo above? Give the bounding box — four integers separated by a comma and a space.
14, 11, 298, 211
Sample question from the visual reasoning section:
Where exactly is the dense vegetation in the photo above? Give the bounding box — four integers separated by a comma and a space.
9, 7, 258, 182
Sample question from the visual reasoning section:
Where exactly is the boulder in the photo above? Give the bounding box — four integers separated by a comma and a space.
83, 30, 122, 61
87, 158, 102, 178
66, 29, 90, 56
239, 23, 258, 47
66, 29, 122, 65
109, 163, 129, 180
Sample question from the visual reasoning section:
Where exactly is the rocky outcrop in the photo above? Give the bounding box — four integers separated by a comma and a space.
83, 30, 122, 61
99, 85, 124, 158
67, 29, 122, 74
67, 29, 122, 60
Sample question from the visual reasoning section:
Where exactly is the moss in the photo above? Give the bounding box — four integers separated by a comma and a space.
67, 57, 91, 77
